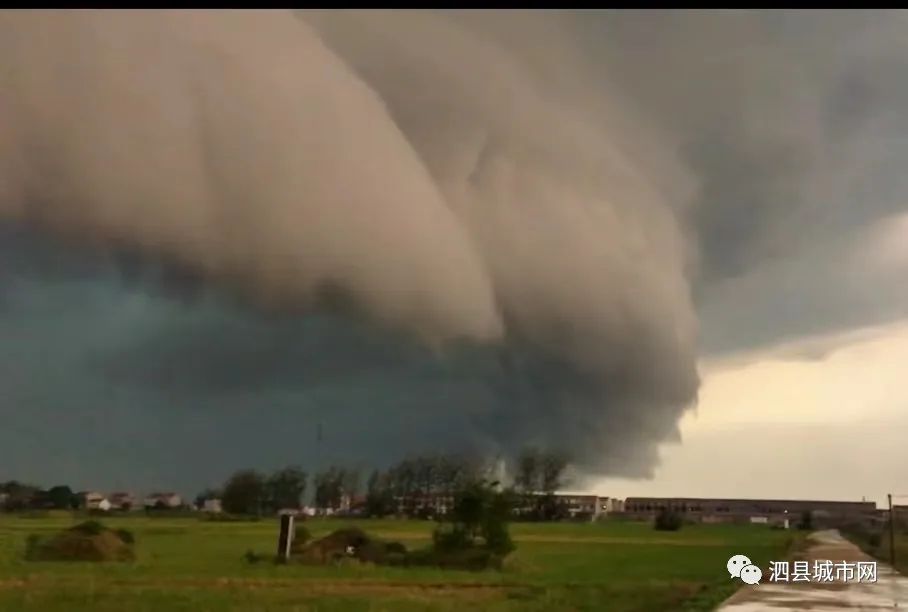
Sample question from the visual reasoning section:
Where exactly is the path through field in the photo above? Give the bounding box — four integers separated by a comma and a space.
718, 529, 908, 610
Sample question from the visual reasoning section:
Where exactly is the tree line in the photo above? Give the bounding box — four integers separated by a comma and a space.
204, 447, 572, 519
0, 481, 78, 511
1, 446, 573, 520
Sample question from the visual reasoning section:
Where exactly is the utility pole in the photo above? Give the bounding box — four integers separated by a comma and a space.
889, 493, 896, 568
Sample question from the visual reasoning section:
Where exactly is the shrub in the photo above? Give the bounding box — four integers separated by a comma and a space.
432, 525, 472, 552
654, 508, 683, 531
482, 518, 515, 555
797, 511, 814, 531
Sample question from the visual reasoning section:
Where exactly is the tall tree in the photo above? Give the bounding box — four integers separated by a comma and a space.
539, 450, 570, 520
540, 451, 569, 494
46, 485, 75, 510
221, 470, 265, 516
265, 466, 307, 512
515, 448, 542, 494
313, 466, 346, 510
365, 469, 394, 517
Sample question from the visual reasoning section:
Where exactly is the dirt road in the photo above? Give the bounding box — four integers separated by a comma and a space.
718, 529, 908, 610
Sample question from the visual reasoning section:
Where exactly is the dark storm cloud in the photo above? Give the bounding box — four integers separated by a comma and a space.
0, 10, 906, 492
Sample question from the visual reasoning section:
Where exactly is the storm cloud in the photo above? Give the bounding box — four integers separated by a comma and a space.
0, 10, 905, 493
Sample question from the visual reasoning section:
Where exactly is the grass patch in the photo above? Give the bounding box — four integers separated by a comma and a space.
0, 515, 795, 611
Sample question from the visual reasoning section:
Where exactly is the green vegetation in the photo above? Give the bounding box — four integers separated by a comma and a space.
654, 508, 684, 532
0, 513, 798, 611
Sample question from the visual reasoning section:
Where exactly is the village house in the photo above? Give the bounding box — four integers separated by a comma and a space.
108, 492, 137, 511
143, 492, 183, 510
78, 491, 111, 511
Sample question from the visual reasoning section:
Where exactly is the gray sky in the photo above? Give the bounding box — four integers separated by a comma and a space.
1, 10, 906, 501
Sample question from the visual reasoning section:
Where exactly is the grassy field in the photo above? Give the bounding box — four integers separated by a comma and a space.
0, 513, 800, 612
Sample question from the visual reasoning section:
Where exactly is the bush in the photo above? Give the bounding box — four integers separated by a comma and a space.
482, 518, 515, 555
432, 525, 472, 552
798, 511, 814, 531
654, 509, 683, 531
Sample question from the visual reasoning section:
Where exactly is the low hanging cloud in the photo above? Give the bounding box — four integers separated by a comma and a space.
0, 10, 904, 491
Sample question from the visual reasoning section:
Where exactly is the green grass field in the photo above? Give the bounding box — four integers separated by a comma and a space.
0, 514, 799, 611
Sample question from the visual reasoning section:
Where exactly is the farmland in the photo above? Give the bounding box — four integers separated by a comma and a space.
0, 514, 799, 611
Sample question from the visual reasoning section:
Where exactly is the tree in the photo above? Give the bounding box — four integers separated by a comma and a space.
539, 451, 569, 494
341, 468, 361, 503
0, 481, 39, 512
538, 450, 569, 521
513, 447, 570, 521
313, 466, 346, 511
221, 470, 266, 516
655, 508, 683, 531
46, 485, 75, 510
265, 466, 307, 512
365, 470, 394, 518
514, 448, 541, 494
434, 478, 515, 556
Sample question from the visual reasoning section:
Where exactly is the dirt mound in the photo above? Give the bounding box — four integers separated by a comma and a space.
26, 520, 135, 562
289, 527, 504, 571
293, 528, 406, 565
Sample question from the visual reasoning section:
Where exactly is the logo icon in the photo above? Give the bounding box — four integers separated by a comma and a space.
728, 554, 763, 585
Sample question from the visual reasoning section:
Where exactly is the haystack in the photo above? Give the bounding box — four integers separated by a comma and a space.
26, 520, 135, 562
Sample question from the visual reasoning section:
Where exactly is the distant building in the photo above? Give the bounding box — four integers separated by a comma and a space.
79, 491, 109, 511
202, 498, 223, 514
554, 493, 602, 520
623, 497, 877, 524
143, 492, 183, 510
393, 494, 455, 518
600, 497, 625, 515
108, 492, 137, 511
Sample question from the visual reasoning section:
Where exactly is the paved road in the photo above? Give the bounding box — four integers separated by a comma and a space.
718, 529, 908, 610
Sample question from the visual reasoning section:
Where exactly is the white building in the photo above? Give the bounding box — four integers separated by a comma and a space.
81, 491, 109, 510
143, 492, 183, 509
